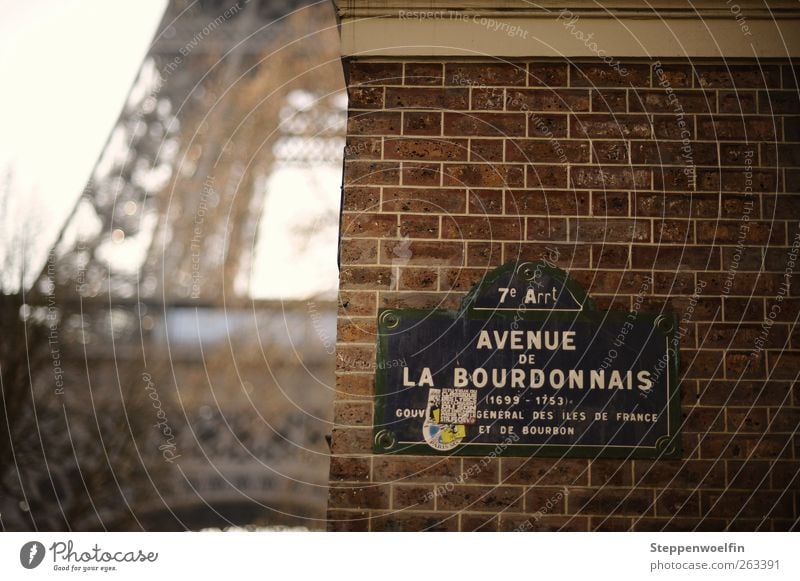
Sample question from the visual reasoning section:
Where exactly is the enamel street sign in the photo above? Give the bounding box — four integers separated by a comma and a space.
372, 261, 681, 458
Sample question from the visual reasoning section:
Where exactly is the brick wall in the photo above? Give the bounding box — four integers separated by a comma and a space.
329, 58, 800, 531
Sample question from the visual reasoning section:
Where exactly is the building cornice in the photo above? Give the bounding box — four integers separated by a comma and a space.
332, 1, 800, 57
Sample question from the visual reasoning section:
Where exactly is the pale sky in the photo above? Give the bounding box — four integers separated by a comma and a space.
0, 1, 342, 300
0, 0, 167, 287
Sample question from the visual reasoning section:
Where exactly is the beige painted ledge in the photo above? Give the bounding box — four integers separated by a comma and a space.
333, 1, 800, 57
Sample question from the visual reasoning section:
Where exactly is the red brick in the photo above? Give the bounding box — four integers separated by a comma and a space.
443, 112, 526, 136
571, 218, 650, 242
652, 64, 693, 88
656, 489, 700, 518
767, 351, 800, 379
504, 243, 590, 267
380, 240, 464, 266
445, 62, 526, 86
386, 87, 469, 109
437, 485, 524, 511
684, 406, 725, 432
634, 460, 725, 488
468, 189, 503, 214
467, 241, 502, 266
443, 164, 524, 188
719, 143, 759, 167
699, 323, 787, 349
592, 191, 629, 216
695, 65, 780, 88
349, 86, 384, 109
502, 458, 589, 486
696, 116, 778, 141
339, 267, 393, 290
371, 511, 459, 532
382, 187, 466, 214
334, 373, 374, 399
402, 111, 441, 135
630, 90, 715, 113
344, 136, 381, 160
696, 220, 781, 245
471, 87, 505, 111
590, 460, 633, 486
571, 63, 651, 87
632, 246, 720, 270
441, 267, 488, 292
340, 238, 378, 265
590, 140, 629, 164
506, 190, 590, 215
333, 401, 372, 426
372, 456, 460, 483
341, 212, 397, 238
702, 490, 792, 519
652, 115, 696, 139
681, 349, 725, 379
719, 89, 757, 113
571, 167, 651, 189
348, 62, 403, 86
329, 483, 389, 509
330, 427, 372, 454
393, 484, 435, 509
593, 244, 630, 268
500, 514, 589, 532
723, 298, 764, 322
704, 271, 788, 295
344, 161, 400, 185
506, 139, 589, 163
727, 460, 775, 489
527, 113, 568, 137
348, 111, 401, 135
399, 214, 439, 238
402, 162, 441, 186
785, 118, 800, 141
383, 138, 468, 161
528, 63, 568, 87
342, 187, 380, 212
632, 142, 717, 165
379, 292, 459, 310
770, 408, 800, 432
655, 219, 693, 243
404, 62, 443, 86
443, 216, 522, 240
470, 139, 504, 162
591, 89, 627, 112
398, 267, 438, 290
760, 91, 800, 114
591, 517, 633, 531
338, 291, 376, 317
726, 350, 767, 379
461, 513, 499, 532
524, 486, 569, 515
329, 456, 370, 481
633, 193, 718, 218
327, 510, 369, 532
526, 218, 568, 241
771, 461, 800, 488
762, 143, 800, 167
568, 488, 654, 516
571, 114, 652, 138
506, 88, 590, 112
526, 165, 568, 188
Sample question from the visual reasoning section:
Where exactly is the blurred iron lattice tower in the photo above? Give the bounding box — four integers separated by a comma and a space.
46, 0, 344, 305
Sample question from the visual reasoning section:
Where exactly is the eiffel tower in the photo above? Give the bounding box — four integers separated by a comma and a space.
1, 0, 344, 531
